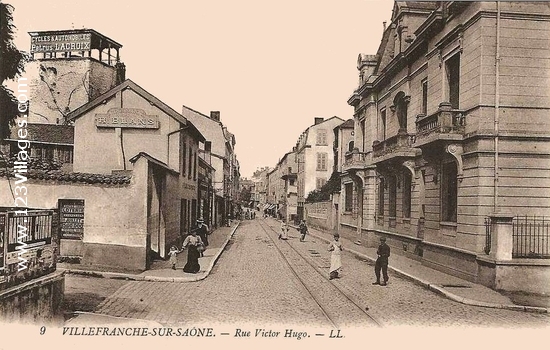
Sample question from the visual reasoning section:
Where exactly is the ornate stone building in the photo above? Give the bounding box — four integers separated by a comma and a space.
342, 2, 550, 293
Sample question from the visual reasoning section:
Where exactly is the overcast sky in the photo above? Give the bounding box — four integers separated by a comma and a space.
6, 0, 394, 178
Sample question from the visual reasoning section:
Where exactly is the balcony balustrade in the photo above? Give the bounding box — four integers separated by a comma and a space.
414, 102, 465, 147
343, 149, 369, 172
372, 132, 417, 162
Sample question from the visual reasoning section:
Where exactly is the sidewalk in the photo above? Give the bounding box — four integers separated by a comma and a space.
58, 221, 240, 282
298, 223, 549, 314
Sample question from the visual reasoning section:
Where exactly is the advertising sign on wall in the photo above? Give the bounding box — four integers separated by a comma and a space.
30, 33, 92, 53
59, 199, 85, 240
95, 108, 160, 129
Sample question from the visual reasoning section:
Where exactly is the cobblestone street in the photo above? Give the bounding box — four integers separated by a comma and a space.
65, 218, 550, 328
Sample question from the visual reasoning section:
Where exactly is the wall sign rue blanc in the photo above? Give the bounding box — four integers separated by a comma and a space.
95, 108, 160, 129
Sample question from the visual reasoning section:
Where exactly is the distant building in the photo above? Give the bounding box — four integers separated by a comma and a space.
252, 167, 271, 210
182, 108, 240, 226
295, 117, 344, 220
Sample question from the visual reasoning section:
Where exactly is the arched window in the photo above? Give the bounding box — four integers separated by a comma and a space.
348, 141, 354, 153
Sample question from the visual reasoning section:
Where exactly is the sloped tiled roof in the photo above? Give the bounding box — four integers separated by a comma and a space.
8, 123, 74, 145
66, 79, 205, 142
0, 168, 131, 185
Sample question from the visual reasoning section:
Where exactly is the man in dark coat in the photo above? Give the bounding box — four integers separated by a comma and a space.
373, 236, 390, 286
299, 220, 308, 242
194, 218, 209, 257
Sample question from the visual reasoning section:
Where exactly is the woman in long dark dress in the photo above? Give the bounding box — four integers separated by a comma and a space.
182, 231, 203, 273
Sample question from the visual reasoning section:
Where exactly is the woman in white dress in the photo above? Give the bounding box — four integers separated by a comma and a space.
328, 233, 342, 280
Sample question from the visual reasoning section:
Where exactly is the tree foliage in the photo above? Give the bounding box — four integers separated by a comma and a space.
238, 185, 252, 205
305, 171, 341, 203
1, 3, 28, 138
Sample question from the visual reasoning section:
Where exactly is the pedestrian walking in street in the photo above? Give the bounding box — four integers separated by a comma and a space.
373, 236, 390, 286
298, 220, 308, 242
194, 218, 209, 257
328, 233, 342, 280
279, 219, 289, 240
182, 230, 204, 274
168, 245, 180, 270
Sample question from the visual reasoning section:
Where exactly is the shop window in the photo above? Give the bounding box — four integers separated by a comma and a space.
446, 53, 460, 109
316, 152, 328, 171
344, 182, 353, 212
421, 78, 428, 115
402, 171, 412, 219
316, 129, 327, 145
441, 161, 458, 222
378, 178, 385, 216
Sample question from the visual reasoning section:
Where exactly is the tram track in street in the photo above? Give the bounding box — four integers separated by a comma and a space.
256, 218, 382, 328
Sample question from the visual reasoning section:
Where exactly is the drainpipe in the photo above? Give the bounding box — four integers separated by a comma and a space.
494, 1, 501, 212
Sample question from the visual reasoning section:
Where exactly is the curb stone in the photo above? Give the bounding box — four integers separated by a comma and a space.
59, 222, 241, 283
298, 224, 549, 314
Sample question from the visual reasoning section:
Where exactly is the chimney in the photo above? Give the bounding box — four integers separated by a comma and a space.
314, 117, 324, 125
115, 62, 126, 85
210, 111, 220, 121
383, 21, 387, 32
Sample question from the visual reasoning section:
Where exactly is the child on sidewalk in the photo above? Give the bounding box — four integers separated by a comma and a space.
168, 245, 180, 270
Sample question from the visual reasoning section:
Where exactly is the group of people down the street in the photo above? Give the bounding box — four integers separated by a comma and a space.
275, 216, 391, 285
168, 218, 210, 274
171, 211, 392, 285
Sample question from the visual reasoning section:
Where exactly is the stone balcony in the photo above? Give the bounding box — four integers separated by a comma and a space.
342, 149, 369, 172
414, 102, 465, 148
372, 131, 418, 164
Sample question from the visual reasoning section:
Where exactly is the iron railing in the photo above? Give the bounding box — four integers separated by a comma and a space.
484, 215, 550, 258
513, 216, 549, 258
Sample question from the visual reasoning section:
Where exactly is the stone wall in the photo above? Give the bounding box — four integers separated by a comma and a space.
0, 271, 64, 324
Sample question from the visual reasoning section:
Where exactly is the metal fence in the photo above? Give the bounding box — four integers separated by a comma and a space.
484, 216, 549, 258
513, 216, 550, 258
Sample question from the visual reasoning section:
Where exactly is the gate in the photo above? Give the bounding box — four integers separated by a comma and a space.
0, 210, 57, 290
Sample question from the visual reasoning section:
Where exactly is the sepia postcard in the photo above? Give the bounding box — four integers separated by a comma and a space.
0, 0, 549, 348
